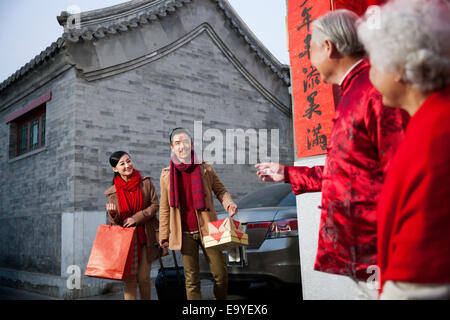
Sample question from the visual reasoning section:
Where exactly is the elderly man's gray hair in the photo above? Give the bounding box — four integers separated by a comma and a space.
311, 9, 365, 56
357, 0, 450, 92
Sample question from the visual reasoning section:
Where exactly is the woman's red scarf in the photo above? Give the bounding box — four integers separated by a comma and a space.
114, 169, 146, 259
170, 150, 206, 210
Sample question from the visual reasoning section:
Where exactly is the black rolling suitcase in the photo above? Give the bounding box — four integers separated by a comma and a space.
154, 244, 187, 300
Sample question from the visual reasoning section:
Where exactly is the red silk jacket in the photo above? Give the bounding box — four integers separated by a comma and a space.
285, 60, 410, 280
378, 86, 450, 290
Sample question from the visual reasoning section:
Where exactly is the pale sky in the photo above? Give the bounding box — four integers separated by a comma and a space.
0, 0, 289, 83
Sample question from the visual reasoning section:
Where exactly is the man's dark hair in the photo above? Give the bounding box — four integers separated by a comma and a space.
169, 127, 193, 144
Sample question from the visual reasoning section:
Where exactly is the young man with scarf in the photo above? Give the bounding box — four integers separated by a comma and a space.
159, 128, 238, 300
105, 151, 161, 300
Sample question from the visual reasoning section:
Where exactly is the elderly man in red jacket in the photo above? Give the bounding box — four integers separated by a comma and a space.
256, 9, 409, 299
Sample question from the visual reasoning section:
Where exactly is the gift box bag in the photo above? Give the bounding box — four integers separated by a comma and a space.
85, 225, 137, 281
203, 218, 248, 250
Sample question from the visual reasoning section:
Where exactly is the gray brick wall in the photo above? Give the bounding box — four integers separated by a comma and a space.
73, 31, 293, 213
0, 68, 78, 274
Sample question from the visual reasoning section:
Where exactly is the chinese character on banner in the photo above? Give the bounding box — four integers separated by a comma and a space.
307, 123, 327, 151
288, 0, 335, 158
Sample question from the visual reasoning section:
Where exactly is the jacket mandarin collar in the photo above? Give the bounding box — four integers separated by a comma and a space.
339, 59, 368, 94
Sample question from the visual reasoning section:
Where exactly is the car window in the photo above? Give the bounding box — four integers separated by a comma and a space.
237, 184, 293, 209
278, 191, 296, 207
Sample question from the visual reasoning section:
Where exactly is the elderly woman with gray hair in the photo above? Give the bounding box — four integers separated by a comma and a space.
357, 0, 450, 299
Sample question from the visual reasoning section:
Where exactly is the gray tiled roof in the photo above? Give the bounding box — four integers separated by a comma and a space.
0, 0, 290, 93
0, 37, 65, 92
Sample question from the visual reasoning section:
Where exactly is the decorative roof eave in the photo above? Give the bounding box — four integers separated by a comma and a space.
0, 37, 66, 93
58, 0, 290, 85
1, 0, 291, 94
57, 0, 192, 42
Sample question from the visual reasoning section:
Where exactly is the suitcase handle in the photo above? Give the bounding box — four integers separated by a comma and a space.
154, 243, 183, 286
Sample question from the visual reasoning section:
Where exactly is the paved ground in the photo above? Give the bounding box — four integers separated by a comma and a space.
0, 257, 301, 301
0, 285, 59, 300
0, 279, 301, 300
0, 279, 214, 300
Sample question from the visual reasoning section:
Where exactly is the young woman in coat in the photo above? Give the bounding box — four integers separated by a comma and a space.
105, 151, 160, 300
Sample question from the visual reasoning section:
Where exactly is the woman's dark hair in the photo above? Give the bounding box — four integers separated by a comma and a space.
169, 127, 192, 145
109, 151, 129, 184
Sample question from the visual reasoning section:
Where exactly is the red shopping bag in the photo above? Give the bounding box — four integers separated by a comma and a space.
85, 225, 137, 281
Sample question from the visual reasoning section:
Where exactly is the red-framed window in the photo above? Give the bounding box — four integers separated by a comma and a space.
6, 92, 51, 158
16, 105, 46, 156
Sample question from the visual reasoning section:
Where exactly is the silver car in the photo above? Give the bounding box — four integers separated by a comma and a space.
199, 183, 301, 297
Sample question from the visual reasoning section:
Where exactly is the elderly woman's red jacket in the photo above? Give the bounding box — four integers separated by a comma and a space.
377, 86, 450, 290
284, 60, 410, 280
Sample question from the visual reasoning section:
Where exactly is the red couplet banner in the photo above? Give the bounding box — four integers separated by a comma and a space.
288, 0, 334, 158
288, 0, 387, 158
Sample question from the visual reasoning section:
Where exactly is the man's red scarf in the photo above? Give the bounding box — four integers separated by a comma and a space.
170, 150, 206, 210
114, 169, 146, 258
